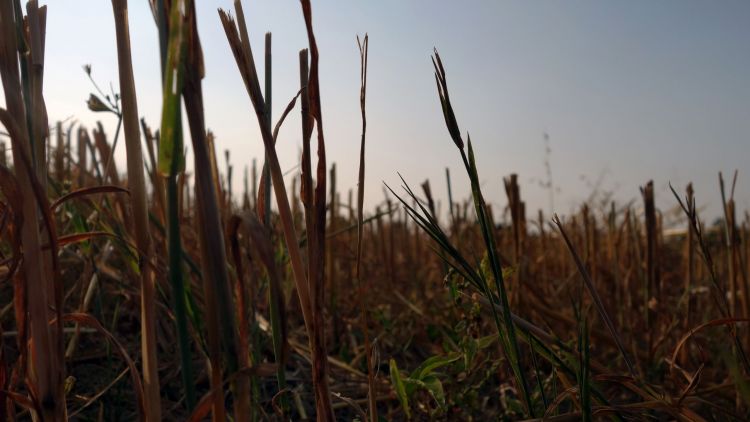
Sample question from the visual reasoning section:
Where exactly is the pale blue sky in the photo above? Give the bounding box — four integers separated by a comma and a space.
4, 1, 749, 222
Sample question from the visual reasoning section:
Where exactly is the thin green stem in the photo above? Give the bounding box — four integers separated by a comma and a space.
167, 172, 196, 410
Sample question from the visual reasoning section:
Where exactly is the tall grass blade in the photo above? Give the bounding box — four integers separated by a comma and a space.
431, 49, 534, 416
553, 215, 637, 378
155, 11, 192, 403
669, 184, 750, 374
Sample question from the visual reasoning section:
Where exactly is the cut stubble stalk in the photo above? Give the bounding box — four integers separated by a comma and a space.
111, 0, 161, 419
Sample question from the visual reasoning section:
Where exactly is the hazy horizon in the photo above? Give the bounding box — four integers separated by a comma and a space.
2, 0, 748, 223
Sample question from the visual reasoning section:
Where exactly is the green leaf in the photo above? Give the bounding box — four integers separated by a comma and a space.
463, 338, 477, 369
402, 377, 419, 397
389, 359, 410, 419
477, 334, 499, 350
403, 376, 447, 411
421, 375, 446, 409
410, 352, 461, 381
157, 0, 187, 176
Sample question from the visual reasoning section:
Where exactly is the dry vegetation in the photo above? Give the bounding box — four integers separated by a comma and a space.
1, 1, 749, 421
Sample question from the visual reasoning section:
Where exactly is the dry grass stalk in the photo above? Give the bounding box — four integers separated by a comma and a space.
218, 1, 335, 417
354, 33, 377, 422
720, 172, 747, 320
241, 165, 249, 210
177, 2, 246, 420
642, 180, 659, 313
206, 131, 223, 217
504, 174, 524, 305
251, 158, 257, 210
328, 163, 345, 353
261, 32, 272, 225
224, 150, 233, 212
298, 2, 334, 418
54, 121, 64, 179
64, 122, 74, 180
110, 0, 161, 419
218, 0, 313, 355
26, 3, 61, 391
0, 2, 65, 419
140, 118, 166, 225
76, 127, 89, 188
24, 1, 49, 183
92, 123, 119, 186
682, 183, 696, 363
197, 199, 228, 421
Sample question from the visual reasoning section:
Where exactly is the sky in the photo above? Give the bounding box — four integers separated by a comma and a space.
2, 1, 749, 224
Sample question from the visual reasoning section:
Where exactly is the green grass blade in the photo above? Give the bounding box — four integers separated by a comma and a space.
157, 0, 195, 410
